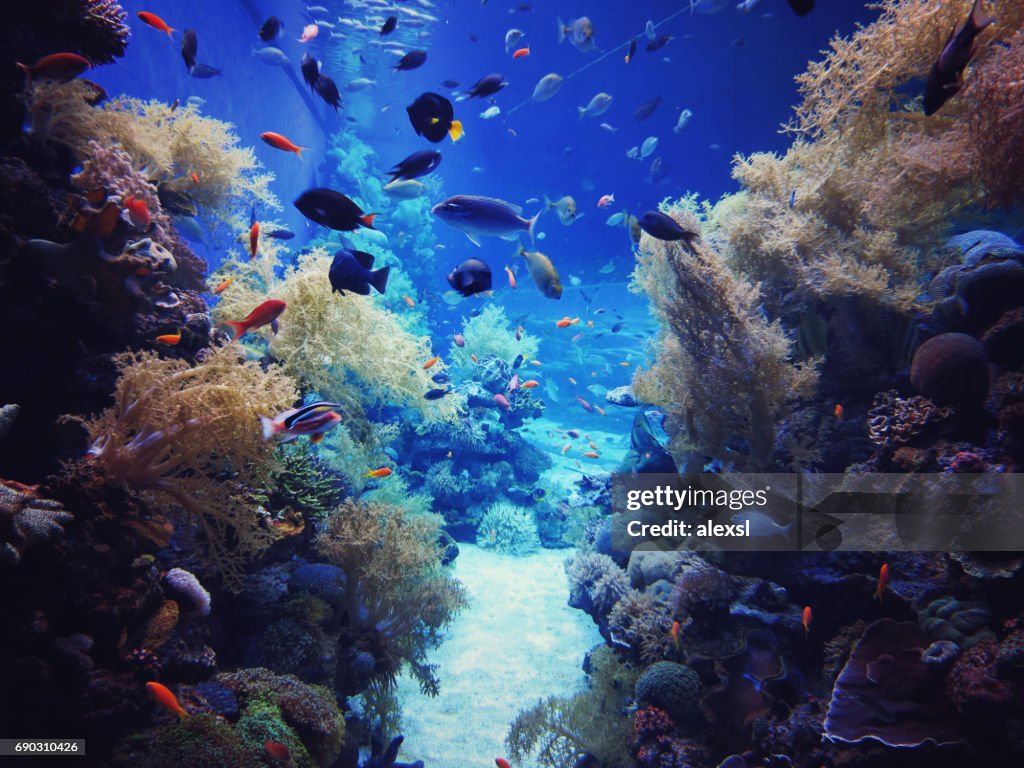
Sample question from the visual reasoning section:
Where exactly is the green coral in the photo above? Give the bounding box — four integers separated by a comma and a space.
235, 700, 318, 768
138, 714, 260, 768
919, 595, 994, 649
476, 502, 541, 555
634, 661, 703, 724
449, 305, 540, 368
273, 443, 350, 518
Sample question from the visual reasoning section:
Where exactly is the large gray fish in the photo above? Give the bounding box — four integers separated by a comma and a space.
557, 16, 595, 52
432, 195, 539, 246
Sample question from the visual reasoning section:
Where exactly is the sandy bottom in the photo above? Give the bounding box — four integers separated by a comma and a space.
395, 544, 603, 767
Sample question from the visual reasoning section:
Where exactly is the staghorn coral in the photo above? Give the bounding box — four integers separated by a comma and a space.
212, 247, 464, 423
0, 478, 73, 564
26, 81, 278, 227
475, 501, 541, 555
449, 304, 540, 367
74, 346, 297, 590
632, 202, 817, 469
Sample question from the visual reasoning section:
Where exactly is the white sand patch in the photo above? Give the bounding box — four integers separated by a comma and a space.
395, 544, 603, 768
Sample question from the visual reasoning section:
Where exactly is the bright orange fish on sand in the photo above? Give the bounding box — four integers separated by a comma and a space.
265, 741, 290, 763
556, 316, 573, 328
670, 620, 680, 649
367, 467, 393, 478
155, 330, 182, 346
521, 380, 539, 389
512, 47, 530, 59
803, 605, 812, 637
505, 265, 516, 289
874, 563, 890, 602
496, 759, 513, 768
583, 451, 599, 458
423, 356, 440, 369
403, 295, 416, 307
214, 277, 235, 294
835, 403, 844, 419
137, 11, 175, 37
260, 131, 307, 157
123, 195, 151, 229
146, 682, 188, 719
249, 221, 260, 259
223, 298, 286, 341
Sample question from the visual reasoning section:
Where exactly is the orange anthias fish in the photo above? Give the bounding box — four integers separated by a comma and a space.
803, 605, 812, 637
556, 316, 573, 328
190, 172, 199, 183
403, 295, 416, 307
155, 330, 182, 346
214, 276, 235, 294
367, 467, 393, 478
298, 23, 319, 43
123, 195, 151, 229
265, 741, 290, 763
530, 359, 541, 366
594, 405, 606, 416
146, 682, 189, 719
249, 221, 260, 260
471, 354, 479, 363
670, 620, 680, 649
496, 759, 513, 768
561, 443, 572, 455
521, 380, 539, 389
137, 11, 175, 37
874, 563, 890, 602
505, 265, 517, 289
512, 47, 530, 59
16, 52, 91, 84
834, 403, 844, 419
583, 451, 599, 458
260, 131, 307, 157
223, 298, 287, 341
423, 356, 440, 369
568, 377, 577, 385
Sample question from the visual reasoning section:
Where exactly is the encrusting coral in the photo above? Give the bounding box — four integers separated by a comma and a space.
0, 478, 73, 564
632, 201, 817, 469
72, 346, 297, 590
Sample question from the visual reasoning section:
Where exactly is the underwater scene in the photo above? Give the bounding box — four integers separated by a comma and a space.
2, 0, 1024, 766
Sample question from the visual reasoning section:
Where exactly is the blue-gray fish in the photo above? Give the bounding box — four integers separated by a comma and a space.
557, 16, 595, 52
432, 195, 539, 246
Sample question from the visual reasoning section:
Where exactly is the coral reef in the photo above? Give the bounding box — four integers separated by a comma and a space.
163, 568, 211, 618
0, 478, 73, 564
73, 346, 296, 589
910, 332, 990, 406
918, 595, 994, 649
634, 662, 703, 726
475, 501, 541, 555
565, 551, 632, 631
632, 201, 817, 469
448, 305, 539, 367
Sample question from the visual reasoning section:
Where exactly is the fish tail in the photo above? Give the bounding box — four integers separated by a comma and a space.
360, 213, 378, 229
259, 416, 279, 441
556, 17, 566, 44
449, 120, 464, 142
295, 146, 308, 160
370, 265, 390, 295
223, 320, 247, 342
527, 211, 539, 244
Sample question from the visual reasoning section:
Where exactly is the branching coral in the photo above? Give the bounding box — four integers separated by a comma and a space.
448, 304, 540, 367
632, 202, 817, 469
26, 81, 278, 226
212, 247, 464, 423
315, 499, 467, 691
74, 346, 296, 589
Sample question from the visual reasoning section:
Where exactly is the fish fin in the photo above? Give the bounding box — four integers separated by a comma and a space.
271, 318, 280, 335
370, 265, 390, 295
527, 211, 540, 244
543, 194, 552, 210
577, 106, 586, 120
556, 17, 566, 44
449, 120, 464, 142
224, 320, 246, 341
295, 146, 308, 160
465, 232, 482, 247
259, 416, 279, 441
353, 250, 374, 269
360, 213, 378, 229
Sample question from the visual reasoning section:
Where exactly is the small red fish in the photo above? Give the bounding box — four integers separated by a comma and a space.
265, 740, 290, 763
137, 11, 175, 37
298, 23, 319, 43
155, 330, 182, 346
569, 377, 577, 385
496, 759, 513, 768
367, 467, 393, 478
260, 131, 307, 157
561, 443, 572, 455
556, 316, 573, 328
190, 172, 200, 183
224, 298, 287, 341
874, 563, 890, 602
512, 47, 530, 59
595, 405, 606, 416
494, 393, 510, 410
508, 374, 520, 392
146, 682, 189, 719
670, 619, 680, 649
214, 277, 235, 294
249, 221, 260, 260
576, 396, 594, 413
471, 353, 479, 363
582, 451, 599, 458
423, 356, 440, 369
17, 52, 91, 84
529, 359, 541, 366
521, 380, 539, 389
834, 403, 844, 419
123, 195, 151, 229
404, 295, 416, 307
505, 265, 517, 289
597, 194, 615, 208
803, 605, 812, 637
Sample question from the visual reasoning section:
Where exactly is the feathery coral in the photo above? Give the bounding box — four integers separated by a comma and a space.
449, 304, 540, 366
75, 346, 296, 589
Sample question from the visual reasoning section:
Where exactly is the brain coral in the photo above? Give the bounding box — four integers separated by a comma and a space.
634, 661, 703, 724
910, 333, 990, 406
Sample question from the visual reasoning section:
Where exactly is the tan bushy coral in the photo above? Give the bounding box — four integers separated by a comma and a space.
212, 246, 464, 423
448, 304, 540, 367
75, 346, 296, 589
632, 203, 817, 470
26, 81, 277, 224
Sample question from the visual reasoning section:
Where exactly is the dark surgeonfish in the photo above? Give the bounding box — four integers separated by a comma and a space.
462, 73, 508, 99
189, 63, 222, 79
406, 92, 463, 142
922, 0, 994, 116
181, 29, 198, 72
259, 16, 283, 42
380, 16, 397, 36
447, 258, 492, 297
394, 50, 427, 72
637, 210, 698, 242
295, 188, 377, 231
786, 0, 815, 16
301, 52, 319, 90
329, 248, 390, 295
315, 74, 342, 111
633, 95, 661, 121
387, 150, 441, 181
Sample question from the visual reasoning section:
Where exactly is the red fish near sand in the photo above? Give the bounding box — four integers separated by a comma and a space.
17, 53, 91, 84
260, 402, 342, 443
260, 131, 307, 158
223, 298, 287, 341
146, 682, 189, 719
137, 11, 175, 38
